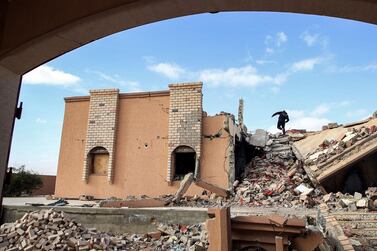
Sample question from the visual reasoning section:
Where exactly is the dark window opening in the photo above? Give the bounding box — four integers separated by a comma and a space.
322, 149, 377, 195
172, 146, 196, 180
88, 147, 109, 176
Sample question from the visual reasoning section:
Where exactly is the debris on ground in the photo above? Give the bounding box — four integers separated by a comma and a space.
0, 209, 208, 251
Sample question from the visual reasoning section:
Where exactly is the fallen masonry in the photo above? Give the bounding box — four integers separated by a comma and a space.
0, 209, 209, 250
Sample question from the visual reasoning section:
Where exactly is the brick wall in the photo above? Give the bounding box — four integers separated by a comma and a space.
31, 175, 56, 195
82, 89, 119, 183
167, 83, 203, 181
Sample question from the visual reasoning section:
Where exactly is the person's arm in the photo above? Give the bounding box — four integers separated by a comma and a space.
285, 115, 289, 122
272, 111, 282, 117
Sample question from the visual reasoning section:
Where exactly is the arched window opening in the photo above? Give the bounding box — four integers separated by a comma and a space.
172, 146, 196, 181
88, 147, 109, 176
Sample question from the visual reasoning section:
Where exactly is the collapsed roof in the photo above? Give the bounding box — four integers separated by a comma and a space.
293, 117, 377, 193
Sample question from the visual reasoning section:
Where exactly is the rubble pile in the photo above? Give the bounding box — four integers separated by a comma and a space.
305, 125, 377, 166
232, 134, 322, 208
165, 133, 323, 208
0, 209, 208, 251
323, 187, 377, 212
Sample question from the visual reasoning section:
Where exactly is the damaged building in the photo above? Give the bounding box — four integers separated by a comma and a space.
293, 118, 377, 195
55, 82, 251, 199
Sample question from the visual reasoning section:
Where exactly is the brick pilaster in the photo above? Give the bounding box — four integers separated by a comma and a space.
167, 83, 203, 181
83, 89, 119, 183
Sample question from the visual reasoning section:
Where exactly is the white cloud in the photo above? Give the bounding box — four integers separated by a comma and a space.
265, 48, 274, 54
23, 65, 80, 85
147, 63, 185, 79
255, 60, 276, 65
286, 108, 331, 131
264, 32, 288, 55
300, 32, 318, 47
311, 104, 330, 117
146, 55, 327, 90
291, 57, 323, 72
328, 63, 377, 73
300, 31, 328, 48
198, 65, 283, 87
287, 116, 331, 131
36, 118, 47, 124
286, 109, 305, 119
265, 32, 288, 47
276, 32, 288, 47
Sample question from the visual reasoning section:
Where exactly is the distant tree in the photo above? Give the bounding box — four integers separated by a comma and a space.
3, 165, 42, 197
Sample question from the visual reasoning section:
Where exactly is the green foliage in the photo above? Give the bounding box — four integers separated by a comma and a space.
3, 165, 42, 197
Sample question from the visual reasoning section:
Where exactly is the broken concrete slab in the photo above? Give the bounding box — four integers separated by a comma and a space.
356, 198, 368, 208
289, 133, 306, 141
249, 129, 268, 148
323, 193, 334, 203
343, 118, 370, 128
339, 199, 355, 208
354, 192, 362, 200
174, 173, 194, 201
294, 184, 314, 196
195, 180, 228, 198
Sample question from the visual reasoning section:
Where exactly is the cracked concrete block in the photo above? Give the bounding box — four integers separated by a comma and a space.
323, 193, 334, 203
354, 192, 362, 200
249, 129, 268, 147
294, 184, 314, 196
174, 173, 194, 201
356, 198, 368, 208
339, 199, 354, 208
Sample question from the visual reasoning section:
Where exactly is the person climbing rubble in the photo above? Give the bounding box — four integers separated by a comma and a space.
272, 110, 289, 135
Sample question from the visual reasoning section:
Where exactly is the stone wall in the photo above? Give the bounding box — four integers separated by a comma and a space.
167, 83, 203, 181
82, 89, 119, 183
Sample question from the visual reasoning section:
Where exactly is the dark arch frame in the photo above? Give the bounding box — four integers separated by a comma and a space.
171, 145, 197, 180
1, 0, 377, 205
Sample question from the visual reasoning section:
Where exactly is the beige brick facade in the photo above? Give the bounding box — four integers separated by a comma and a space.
82, 89, 119, 183
167, 83, 203, 181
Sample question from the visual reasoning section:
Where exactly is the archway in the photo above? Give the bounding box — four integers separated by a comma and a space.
87, 147, 109, 177
171, 146, 197, 181
1, 0, 377, 203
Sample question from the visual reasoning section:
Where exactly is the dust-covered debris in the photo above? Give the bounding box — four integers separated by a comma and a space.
304, 125, 377, 166
0, 209, 208, 251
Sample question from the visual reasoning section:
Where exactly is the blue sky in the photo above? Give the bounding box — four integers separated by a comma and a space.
9, 12, 377, 174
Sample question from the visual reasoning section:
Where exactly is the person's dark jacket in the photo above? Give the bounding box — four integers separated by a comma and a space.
272, 111, 289, 124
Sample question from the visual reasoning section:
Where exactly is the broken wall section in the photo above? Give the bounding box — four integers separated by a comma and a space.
215, 111, 253, 189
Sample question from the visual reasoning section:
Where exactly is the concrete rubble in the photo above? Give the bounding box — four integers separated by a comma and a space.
149, 132, 324, 209
304, 124, 377, 166
0, 209, 208, 251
